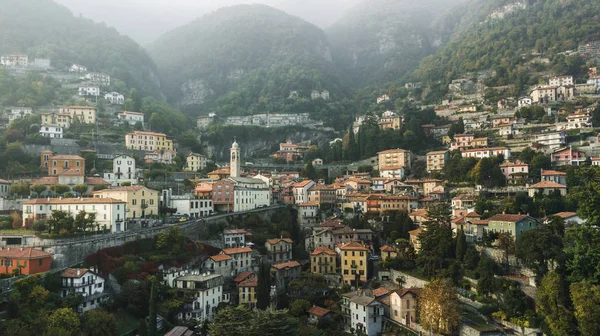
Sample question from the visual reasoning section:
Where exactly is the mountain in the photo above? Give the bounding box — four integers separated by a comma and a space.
416, 0, 600, 86
0, 0, 161, 97
326, 0, 467, 87
149, 4, 349, 115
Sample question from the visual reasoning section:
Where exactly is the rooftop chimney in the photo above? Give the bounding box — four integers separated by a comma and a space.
77, 269, 81, 276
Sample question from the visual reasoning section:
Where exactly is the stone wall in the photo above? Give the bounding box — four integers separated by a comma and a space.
8, 206, 282, 269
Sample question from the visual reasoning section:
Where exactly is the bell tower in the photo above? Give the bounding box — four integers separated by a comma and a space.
230, 138, 240, 178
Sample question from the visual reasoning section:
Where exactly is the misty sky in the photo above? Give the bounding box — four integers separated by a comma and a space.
54, 0, 361, 45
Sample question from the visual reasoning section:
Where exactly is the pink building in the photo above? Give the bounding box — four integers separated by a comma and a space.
499, 160, 529, 184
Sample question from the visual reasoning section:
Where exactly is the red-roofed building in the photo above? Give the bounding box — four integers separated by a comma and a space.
293, 180, 316, 204
203, 254, 233, 278
379, 245, 397, 261
265, 238, 293, 263
237, 272, 257, 308
487, 214, 538, 240
551, 147, 586, 166
528, 181, 567, 197
307, 305, 332, 323
541, 169, 567, 185
221, 247, 252, 273
311, 246, 337, 275
339, 241, 368, 284
0, 247, 52, 275
60, 268, 109, 313
271, 261, 302, 294
223, 228, 250, 248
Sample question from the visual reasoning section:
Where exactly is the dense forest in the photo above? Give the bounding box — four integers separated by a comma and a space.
0, 0, 162, 97
149, 4, 350, 117
416, 0, 600, 89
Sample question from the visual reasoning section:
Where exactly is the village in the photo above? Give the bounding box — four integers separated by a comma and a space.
0, 38, 600, 336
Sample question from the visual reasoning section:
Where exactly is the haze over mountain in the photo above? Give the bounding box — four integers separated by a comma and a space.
54, 0, 361, 45
149, 4, 349, 115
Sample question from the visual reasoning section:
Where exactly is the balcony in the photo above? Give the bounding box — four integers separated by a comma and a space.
350, 264, 358, 269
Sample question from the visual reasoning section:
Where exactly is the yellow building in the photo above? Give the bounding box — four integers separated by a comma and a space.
59, 106, 97, 124
339, 241, 368, 285
378, 148, 412, 170
185, 153, 207, 172
379, 245, 397, 261
41, 112, 73, 128
125, 131, 173, 152
238, 275, 257, 308
93, 185, 159, 219
311, 246, 337, 275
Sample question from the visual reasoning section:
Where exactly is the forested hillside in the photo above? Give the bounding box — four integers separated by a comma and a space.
416, 0, 600, 86
149, 4, 350, 118
326, 0, 466, 87
0, 0, 162, 97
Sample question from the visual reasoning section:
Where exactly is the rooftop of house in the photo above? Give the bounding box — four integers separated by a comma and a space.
271, 260, 301, 270
549, 212, 578, 219
48, 155, 84, 160
311, 246, 337, 256
233, 271, 254, 284
238, 276, 258, 287
94, 186, 147, 193
372, 287, 390, 298
377, 148, 410, 154
541, 170, 566, 176
24, 197, 125, 205
487, 214, 531, 222
221, 247, 253, 255
293, 180, 314, 188
427, 150, 449, 155
62, 268, 91, 278
307, 305, 330, 317
528, 181, 567, 189
209, 254, 232, 262
223, 229, 249, 235
339, 241, 368, 251
408, 227, 423, 236
266, 238, 293, 245
0, 247, 52, 259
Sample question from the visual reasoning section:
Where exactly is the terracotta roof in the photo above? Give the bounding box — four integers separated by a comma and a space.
452, 215, 466, 224
272, 260, 301, 270
222, 247, 252, 255
293, 180, 314, 188
379, 245, 395, 252
550, 212, 578, 219
62, 268, 90, 278
59, 169, 83, 176
466, 212, 481, 218
541, 170, 566, 176
307, 306, 330, 317
408, 227, 423, 236
500, 160, 528, 167
239, 276, 258, 287
462, 146, 508, 152
49, 155, 84, 160
120, 111, 144, 115
528, 181, 566, 189
452, 194, 475, 201
30, 176, 58, 185
94, 186, 146, 192
266, 238, 293, 245
85, 177, 110, 185
409, 209, 428, 217
372, 287, 390, 297
487, 214, 530, 222
127, 130, 167, 137
427, 150, 449, 155
233, 271, 254, 283
0, 247, 51, 259
209, 254, 232, 262
0, 179, 10, 184
399, 288, 422, 298
224, 229, 248, 235
311, 246, 337, 256
164, 326, 194, 336
297, 203, 319, 207
470, 219, 489, 225
24, 197, 125, 205
339, 241, 367, 251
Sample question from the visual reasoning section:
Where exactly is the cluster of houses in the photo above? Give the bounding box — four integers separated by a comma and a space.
198, 113, 316, 129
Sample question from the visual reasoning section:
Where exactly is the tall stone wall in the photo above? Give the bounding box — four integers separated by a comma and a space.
16, 206, 282, 269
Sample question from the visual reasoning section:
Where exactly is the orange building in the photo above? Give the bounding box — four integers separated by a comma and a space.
40, 151, 85, 176
0, 247, 52, 275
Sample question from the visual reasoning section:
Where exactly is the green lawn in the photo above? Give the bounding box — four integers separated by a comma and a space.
114, 309, 140, 336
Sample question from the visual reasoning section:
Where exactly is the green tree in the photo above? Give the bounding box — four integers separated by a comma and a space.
419, 279, 460, 335
500, 285, 528, 319
209, 306, 254, 336
418, 205, 454, 277
9, 182, 30, 197
82, 309, 117, 336
516, 224, 563, 285
455, 228, 467, 262
571, 281, 600, 336
148, 277, 157, 336
30, 184, 47, 196
301, 162, 317, 180
537, 272, 577, 336
72, 184, 89, 195
47, 308, 80, 335
51, 184, 71, 195
564, 224, 600, 284
289, 299, 311, 317
476, 256, 498, 297
256, 261, 271, 310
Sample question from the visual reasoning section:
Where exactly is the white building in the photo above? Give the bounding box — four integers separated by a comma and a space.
171, 195, 214, 218
0, 54, 28, 67
535, 131, 566, 148
39, 125, 63, 138
78, 85, 100, 97
298, 203, 319, 226
566, 113, 592, 130
203, 255, 235, 278
292, 180, 316, 204
59, 268, 108, 314
32, 58, 51, 69
549, 76, 574, 87
174, 272, 224, 322
103, 154, 138, 186
83, 72, 111, 86
518, 97, 532, 108
461, 147, 511, 159
221, 247, 253, 274
377, 95, 390, 104
105, 92, 125, 105
223, 229, 249, 248
230, 140, 241, 178
22, 198, 127, 233
379, 166, 405, 179
118, 111, 144, 126
311, 90, 330, 100
230, 177, 271, 212
347, 291, 384, 336
69, 64, 88, 73
7, 107, 33, 121
144, 150, 176, 165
